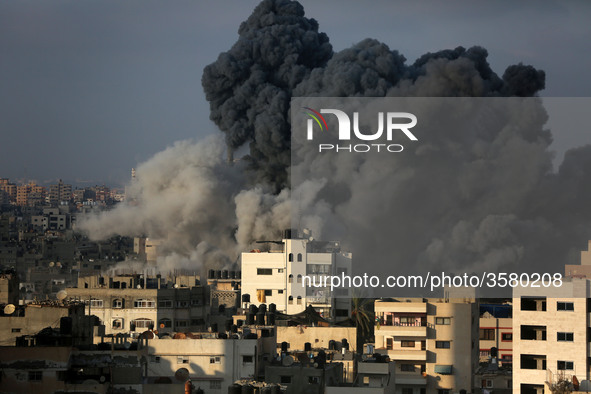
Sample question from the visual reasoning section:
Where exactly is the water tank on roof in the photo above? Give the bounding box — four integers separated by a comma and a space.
241, 385, 254, 394
228, 384, 241, 394
266, 313, 275, 326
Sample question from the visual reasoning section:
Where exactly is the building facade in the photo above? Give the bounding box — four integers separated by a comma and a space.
65, 274, 208, 336
241, 229, 351, 318
512, 278, 590, 394
374, 296, 479, 394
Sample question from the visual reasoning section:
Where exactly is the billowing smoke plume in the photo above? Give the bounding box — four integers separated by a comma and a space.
81, 0, 591, 284
202, 0, 332, 189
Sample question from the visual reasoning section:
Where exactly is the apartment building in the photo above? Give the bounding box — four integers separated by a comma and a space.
479, 303, 512, 365
48, 179, 72, 205
241, 229, 351, 318
374, 294, 479, 394
512, 278, 590, 394
65, 274, 208, 336
0, 179, 16, 204
146, 335, 261, 393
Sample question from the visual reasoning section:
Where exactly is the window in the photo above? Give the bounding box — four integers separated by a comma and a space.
280, 376, 292, 384
176, 300, 189, 308
481, 379, 493, 388
278, 269, 284, 273
278, 290, 284, 294
242, 355, 253, 363
502, 333, 512, 341
557, 302, 574, 311
28, 371, 43, 382
557, 361, 574, 370
132, 318, 154, 329
401, 364, 415, 372
297, 274, 302, 283
438, 390, 450, 394
436, 341, 451, 349
264, 289, 272, 296
176, 320, 188, 328
112, 299, 123, 308
297, 253, 303, 262
288, 296, 293, 304
178, 356, 189, 364
11, 328, 21, 333
401, 340, 415, 348
112, 319, 124, 329
210, 356, 221, 364
151, 355, 161, 363
336, 309, 348, 317
288, 274, 293, 283
288, 253, 293, 262
557, 332, 574, 341
159, 318, 172, 328
480, 329, 495, 340
308, 376, 320, 384
257, 268, 272, 275
402, 389, 413, 394
210, 380, 221, 390
436, 317, 451, 325
191, 299, 201, 306
90, 299, 103, 308
134, 299, 155, 308
386, 338, 393, 350
297, 296, 302, 305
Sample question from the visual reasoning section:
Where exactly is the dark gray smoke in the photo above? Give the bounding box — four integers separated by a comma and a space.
84, 0, 591, 286
202, 0, 332, 189
203, 1, 546, 190
202, 0, 591, 290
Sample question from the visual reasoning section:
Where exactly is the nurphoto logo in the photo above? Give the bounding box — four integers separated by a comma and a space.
303, 107, 418, 153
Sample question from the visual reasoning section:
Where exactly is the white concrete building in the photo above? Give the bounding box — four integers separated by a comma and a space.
512, 278, 590, 394
241, 229, 351, 318
145, 336, 260, 393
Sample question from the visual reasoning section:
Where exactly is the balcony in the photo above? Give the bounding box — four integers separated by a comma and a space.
377, 349, 427, 361
375, 302, 427, 314
377, 324, 427, 338
396, 372, 427, 385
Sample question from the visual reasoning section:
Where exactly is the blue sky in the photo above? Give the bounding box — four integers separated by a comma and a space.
1, 0, 590, 186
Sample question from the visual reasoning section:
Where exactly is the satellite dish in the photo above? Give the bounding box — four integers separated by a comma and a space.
175, 368, 189, 381
57, 290, 68, 301
49, 261, 55, 267
99, 375, 106, 383
174, 284, 179, 288
282, 355, 294, 366
137, 285, 142, 289
4, 304, 16, 315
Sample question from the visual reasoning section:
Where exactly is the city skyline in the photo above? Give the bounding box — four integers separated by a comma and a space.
1, 0, 591, 186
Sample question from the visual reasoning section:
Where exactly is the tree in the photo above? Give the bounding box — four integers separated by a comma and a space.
351, 293, 373, 354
